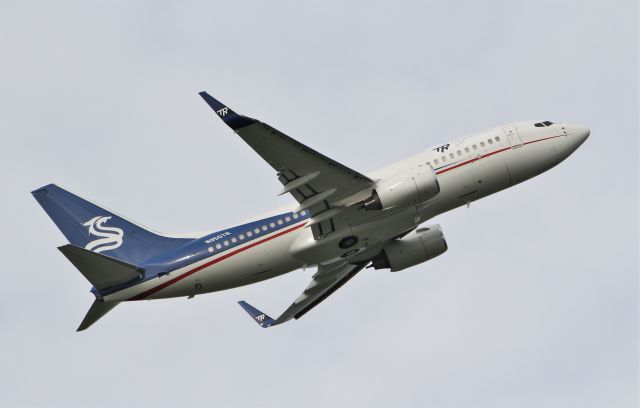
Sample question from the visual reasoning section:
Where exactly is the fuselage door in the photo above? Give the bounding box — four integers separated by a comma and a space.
503, 125, 523, 148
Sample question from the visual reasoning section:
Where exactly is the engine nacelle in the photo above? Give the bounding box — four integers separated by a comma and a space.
363, 167, 440, 211
370, 225, 448, 272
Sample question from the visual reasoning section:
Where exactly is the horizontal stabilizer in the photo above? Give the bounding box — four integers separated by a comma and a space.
58, 244, 143, 291
238, 301, 275, 328
77, 300, 120, 331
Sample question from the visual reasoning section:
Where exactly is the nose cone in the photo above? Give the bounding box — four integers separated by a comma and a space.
568, 124, 590, 145
574, 125, 590, 145
563, 124, 590, 152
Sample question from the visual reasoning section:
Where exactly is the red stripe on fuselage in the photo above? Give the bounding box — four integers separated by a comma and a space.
435, 135, 563, 175
128, 135, 563, 300
128, 222, 308, 301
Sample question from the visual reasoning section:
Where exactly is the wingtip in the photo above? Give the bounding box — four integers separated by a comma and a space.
238, 300, 275, 328
198, 91, 222, 108
198, 92, 258, 130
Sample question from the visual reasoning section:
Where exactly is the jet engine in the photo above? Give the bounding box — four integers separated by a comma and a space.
363, 167, 440, 211
370, 225, 447, 272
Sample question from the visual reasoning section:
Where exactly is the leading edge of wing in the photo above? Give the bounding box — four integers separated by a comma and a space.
198, 91, 258, 130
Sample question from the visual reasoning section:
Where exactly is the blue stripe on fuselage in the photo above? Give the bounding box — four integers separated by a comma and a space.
91, 210, 311, 297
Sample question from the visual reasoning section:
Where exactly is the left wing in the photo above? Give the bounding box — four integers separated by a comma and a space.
199, 92, 374, 239
238, 260, 368, 328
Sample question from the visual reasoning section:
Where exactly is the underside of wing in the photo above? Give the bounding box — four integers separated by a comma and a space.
238, 261, 368, 328
199, 92, 374, 239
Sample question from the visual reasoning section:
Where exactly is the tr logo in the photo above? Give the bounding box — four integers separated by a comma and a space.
216, 107, 229, 117
255, 314, 266, 322
83, 216, 124, 253
433, 144, 450, 153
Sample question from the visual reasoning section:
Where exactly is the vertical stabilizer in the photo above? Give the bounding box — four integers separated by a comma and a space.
32, 184, 192, 265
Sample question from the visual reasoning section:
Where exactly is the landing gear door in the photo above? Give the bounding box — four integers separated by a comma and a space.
503, 125, 523, 148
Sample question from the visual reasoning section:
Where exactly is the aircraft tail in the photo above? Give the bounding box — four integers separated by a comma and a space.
58, 244, 144, 291
77, 299, 120, 331
32, 184, 192, 265
58, 243, 144, 331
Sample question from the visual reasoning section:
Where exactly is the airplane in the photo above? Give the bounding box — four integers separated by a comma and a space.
32, 92, 590, 331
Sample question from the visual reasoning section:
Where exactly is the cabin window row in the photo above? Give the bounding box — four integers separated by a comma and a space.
208, 211, 307, 252
426, 136, 502, 166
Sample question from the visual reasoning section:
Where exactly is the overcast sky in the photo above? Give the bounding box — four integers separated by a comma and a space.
0, 1, 637, 407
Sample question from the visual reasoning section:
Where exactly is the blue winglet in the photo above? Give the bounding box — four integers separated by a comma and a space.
238, 301, 275, 328
198, 92, 258, 130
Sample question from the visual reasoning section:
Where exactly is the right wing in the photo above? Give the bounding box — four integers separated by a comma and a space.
199, 92, 374, 239
238, 260, 368, 328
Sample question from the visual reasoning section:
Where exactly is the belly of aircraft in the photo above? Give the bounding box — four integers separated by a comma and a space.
142, 233, 304, 300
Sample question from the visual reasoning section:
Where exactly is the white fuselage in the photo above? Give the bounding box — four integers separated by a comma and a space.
103, 121, 589, 302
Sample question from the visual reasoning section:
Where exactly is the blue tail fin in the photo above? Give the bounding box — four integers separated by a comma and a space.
32, 184, 192, 265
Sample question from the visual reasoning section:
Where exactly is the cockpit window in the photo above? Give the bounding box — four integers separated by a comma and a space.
534, 121, 555, 127
542, 121, 554, 126
534, 122, 545, 127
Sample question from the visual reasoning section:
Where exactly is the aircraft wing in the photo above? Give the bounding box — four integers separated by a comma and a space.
199, 92, 374, 239
238, 260, 368, 328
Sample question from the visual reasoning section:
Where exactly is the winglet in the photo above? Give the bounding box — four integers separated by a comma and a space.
238, 300, 275, 328
198, 92, 258, 130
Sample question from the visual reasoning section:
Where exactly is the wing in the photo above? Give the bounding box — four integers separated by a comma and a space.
199, 92, 374, 239
238, 260, 368, 328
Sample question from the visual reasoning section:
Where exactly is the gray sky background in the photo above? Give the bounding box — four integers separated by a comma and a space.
0, 1, 637, 407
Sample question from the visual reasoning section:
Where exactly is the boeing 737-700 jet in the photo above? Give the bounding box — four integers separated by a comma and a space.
32, 92, 589, 330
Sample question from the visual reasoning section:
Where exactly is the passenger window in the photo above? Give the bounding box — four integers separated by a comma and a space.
269, 222, 275, 228
254, 228, 260, 234
277, 219, 283, 225
473, 144, 477, 150
465, 147, 470, 153
434, 159, 439, 164
442, 156, 446, 162
293, 213, 299, 219
495, 136, 500, 142
426, 161, 431, 166
449, 153, 454, 159
239, 234, 245, 240
262, 225, 268, 231
300, 210, 307, 216
246, 231, 252, 237
457, 150, 462, 156
216, 243, 222, 249
231, 237, 237, 243
285, 216, 291, 222
480, 142, 485, 147
488, 139, 493, 144
224, 240, 229, 246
